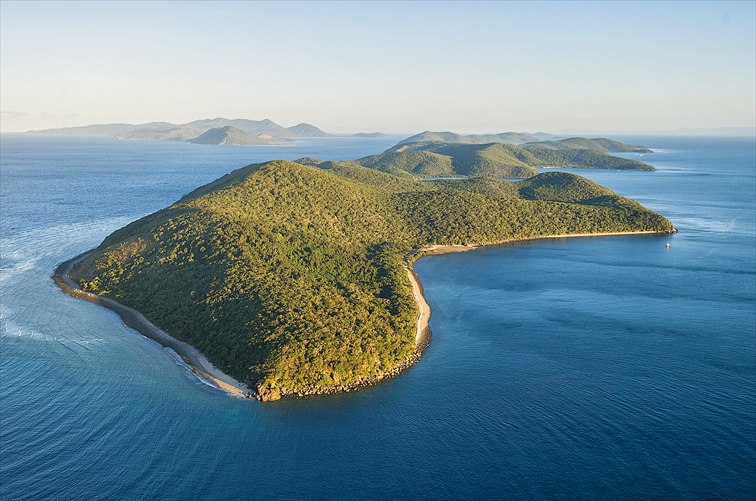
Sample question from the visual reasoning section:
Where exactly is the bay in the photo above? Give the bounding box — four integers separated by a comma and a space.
1, 135, 753, 499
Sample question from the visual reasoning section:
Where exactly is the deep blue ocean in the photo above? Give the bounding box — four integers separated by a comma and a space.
1, 135, 754, 499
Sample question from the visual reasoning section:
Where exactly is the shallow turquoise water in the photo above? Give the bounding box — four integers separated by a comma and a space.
1, 135, 754, 499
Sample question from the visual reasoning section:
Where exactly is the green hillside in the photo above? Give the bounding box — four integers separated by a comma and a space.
347, 143, 539, 178
188, 126, 271, 146
394, 132, 652, 154
517, 171, 615, 202
523, 147, 655, 170
374, 141, 654, 175
68, 160, 674, 400
522, 137, 653, 153
397, 130, 543, 145
356, 150, 456, 176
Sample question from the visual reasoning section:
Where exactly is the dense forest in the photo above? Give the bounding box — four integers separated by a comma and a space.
69, 159, 674, 400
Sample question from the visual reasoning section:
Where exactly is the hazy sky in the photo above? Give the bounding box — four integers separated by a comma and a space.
1, 1, 754, 133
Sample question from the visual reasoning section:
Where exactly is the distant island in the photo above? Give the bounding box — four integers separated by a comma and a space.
352, 132, 388, 138
396, 131, 652, 153
296, 137, 656, 179
188, 126, 290, 146
57, 153, 675, 401
25, 117, 387, 144
517, 137, 652, 153
397, 130, 553, 145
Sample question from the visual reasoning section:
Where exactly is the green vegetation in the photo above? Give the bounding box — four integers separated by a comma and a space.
397, 130, 542, 145
361, 141, 654, 177
520, 146, 654, 170
360, 143, 542, 177
189, 126, 273, 146
395, 132, 652, 154
522, 137, 653, 153
69, 159, 674, 400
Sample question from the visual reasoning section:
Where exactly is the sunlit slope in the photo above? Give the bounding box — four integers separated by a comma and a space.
522, 137, 652, 153
188, 126, 270, 145
381, 142, 655, 174
69, 160, 674, 400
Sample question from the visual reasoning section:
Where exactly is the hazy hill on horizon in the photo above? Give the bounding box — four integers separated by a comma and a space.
25, 118, 340, 141
397, 131, 552, 145
352, 132, 388, 138
187, 126, 290, 146
395, 131, 652, 154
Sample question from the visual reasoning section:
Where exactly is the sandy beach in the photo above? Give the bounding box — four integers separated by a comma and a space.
406, 267, 431, 350
53, 251, 251, 398
54, 230, 671, 401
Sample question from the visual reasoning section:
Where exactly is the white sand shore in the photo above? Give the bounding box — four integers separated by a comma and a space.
55, 230, 670, 400
53, 251, 251, 398
406, 230, 671, 350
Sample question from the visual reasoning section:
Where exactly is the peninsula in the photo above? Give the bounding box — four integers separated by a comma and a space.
57, 156, 675, 401
299, 137, 656, 179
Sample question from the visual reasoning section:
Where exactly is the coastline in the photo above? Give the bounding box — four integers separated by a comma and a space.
54, 229, 672, 401
52, 251, 251, 399
405, 229, 674, 349
406, 266, 431, 350
421, 230, 672, 257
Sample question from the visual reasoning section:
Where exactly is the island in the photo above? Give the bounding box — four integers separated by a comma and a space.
397, 131, 552, 145
351, 132, 388, 138
298, 137, 656, 179
55, 154, 675, 401
188, 126, 289, 146
395, 131, 652, 154
520, 137, 653, 153
25, 117, 385, 143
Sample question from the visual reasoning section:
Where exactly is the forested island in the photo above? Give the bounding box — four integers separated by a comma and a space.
296, 136, 655, 179
58, 154, 675, 401
395, 131, 652, 153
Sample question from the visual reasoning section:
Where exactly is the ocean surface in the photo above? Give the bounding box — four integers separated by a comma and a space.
1, 135, 754, 499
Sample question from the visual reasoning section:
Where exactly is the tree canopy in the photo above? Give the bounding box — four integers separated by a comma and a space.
70, 159, 674, 400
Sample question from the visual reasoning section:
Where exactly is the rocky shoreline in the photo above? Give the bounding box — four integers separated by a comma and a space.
263, 350, 425, 401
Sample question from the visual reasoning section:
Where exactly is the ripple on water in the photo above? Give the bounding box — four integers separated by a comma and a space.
1, 135, 754, 499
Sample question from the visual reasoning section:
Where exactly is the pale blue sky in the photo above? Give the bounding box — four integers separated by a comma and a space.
1, 1, 754, 133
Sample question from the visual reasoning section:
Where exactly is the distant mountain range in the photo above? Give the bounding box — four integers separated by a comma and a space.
396, 131, 553, 145
25, 118, 386, 143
